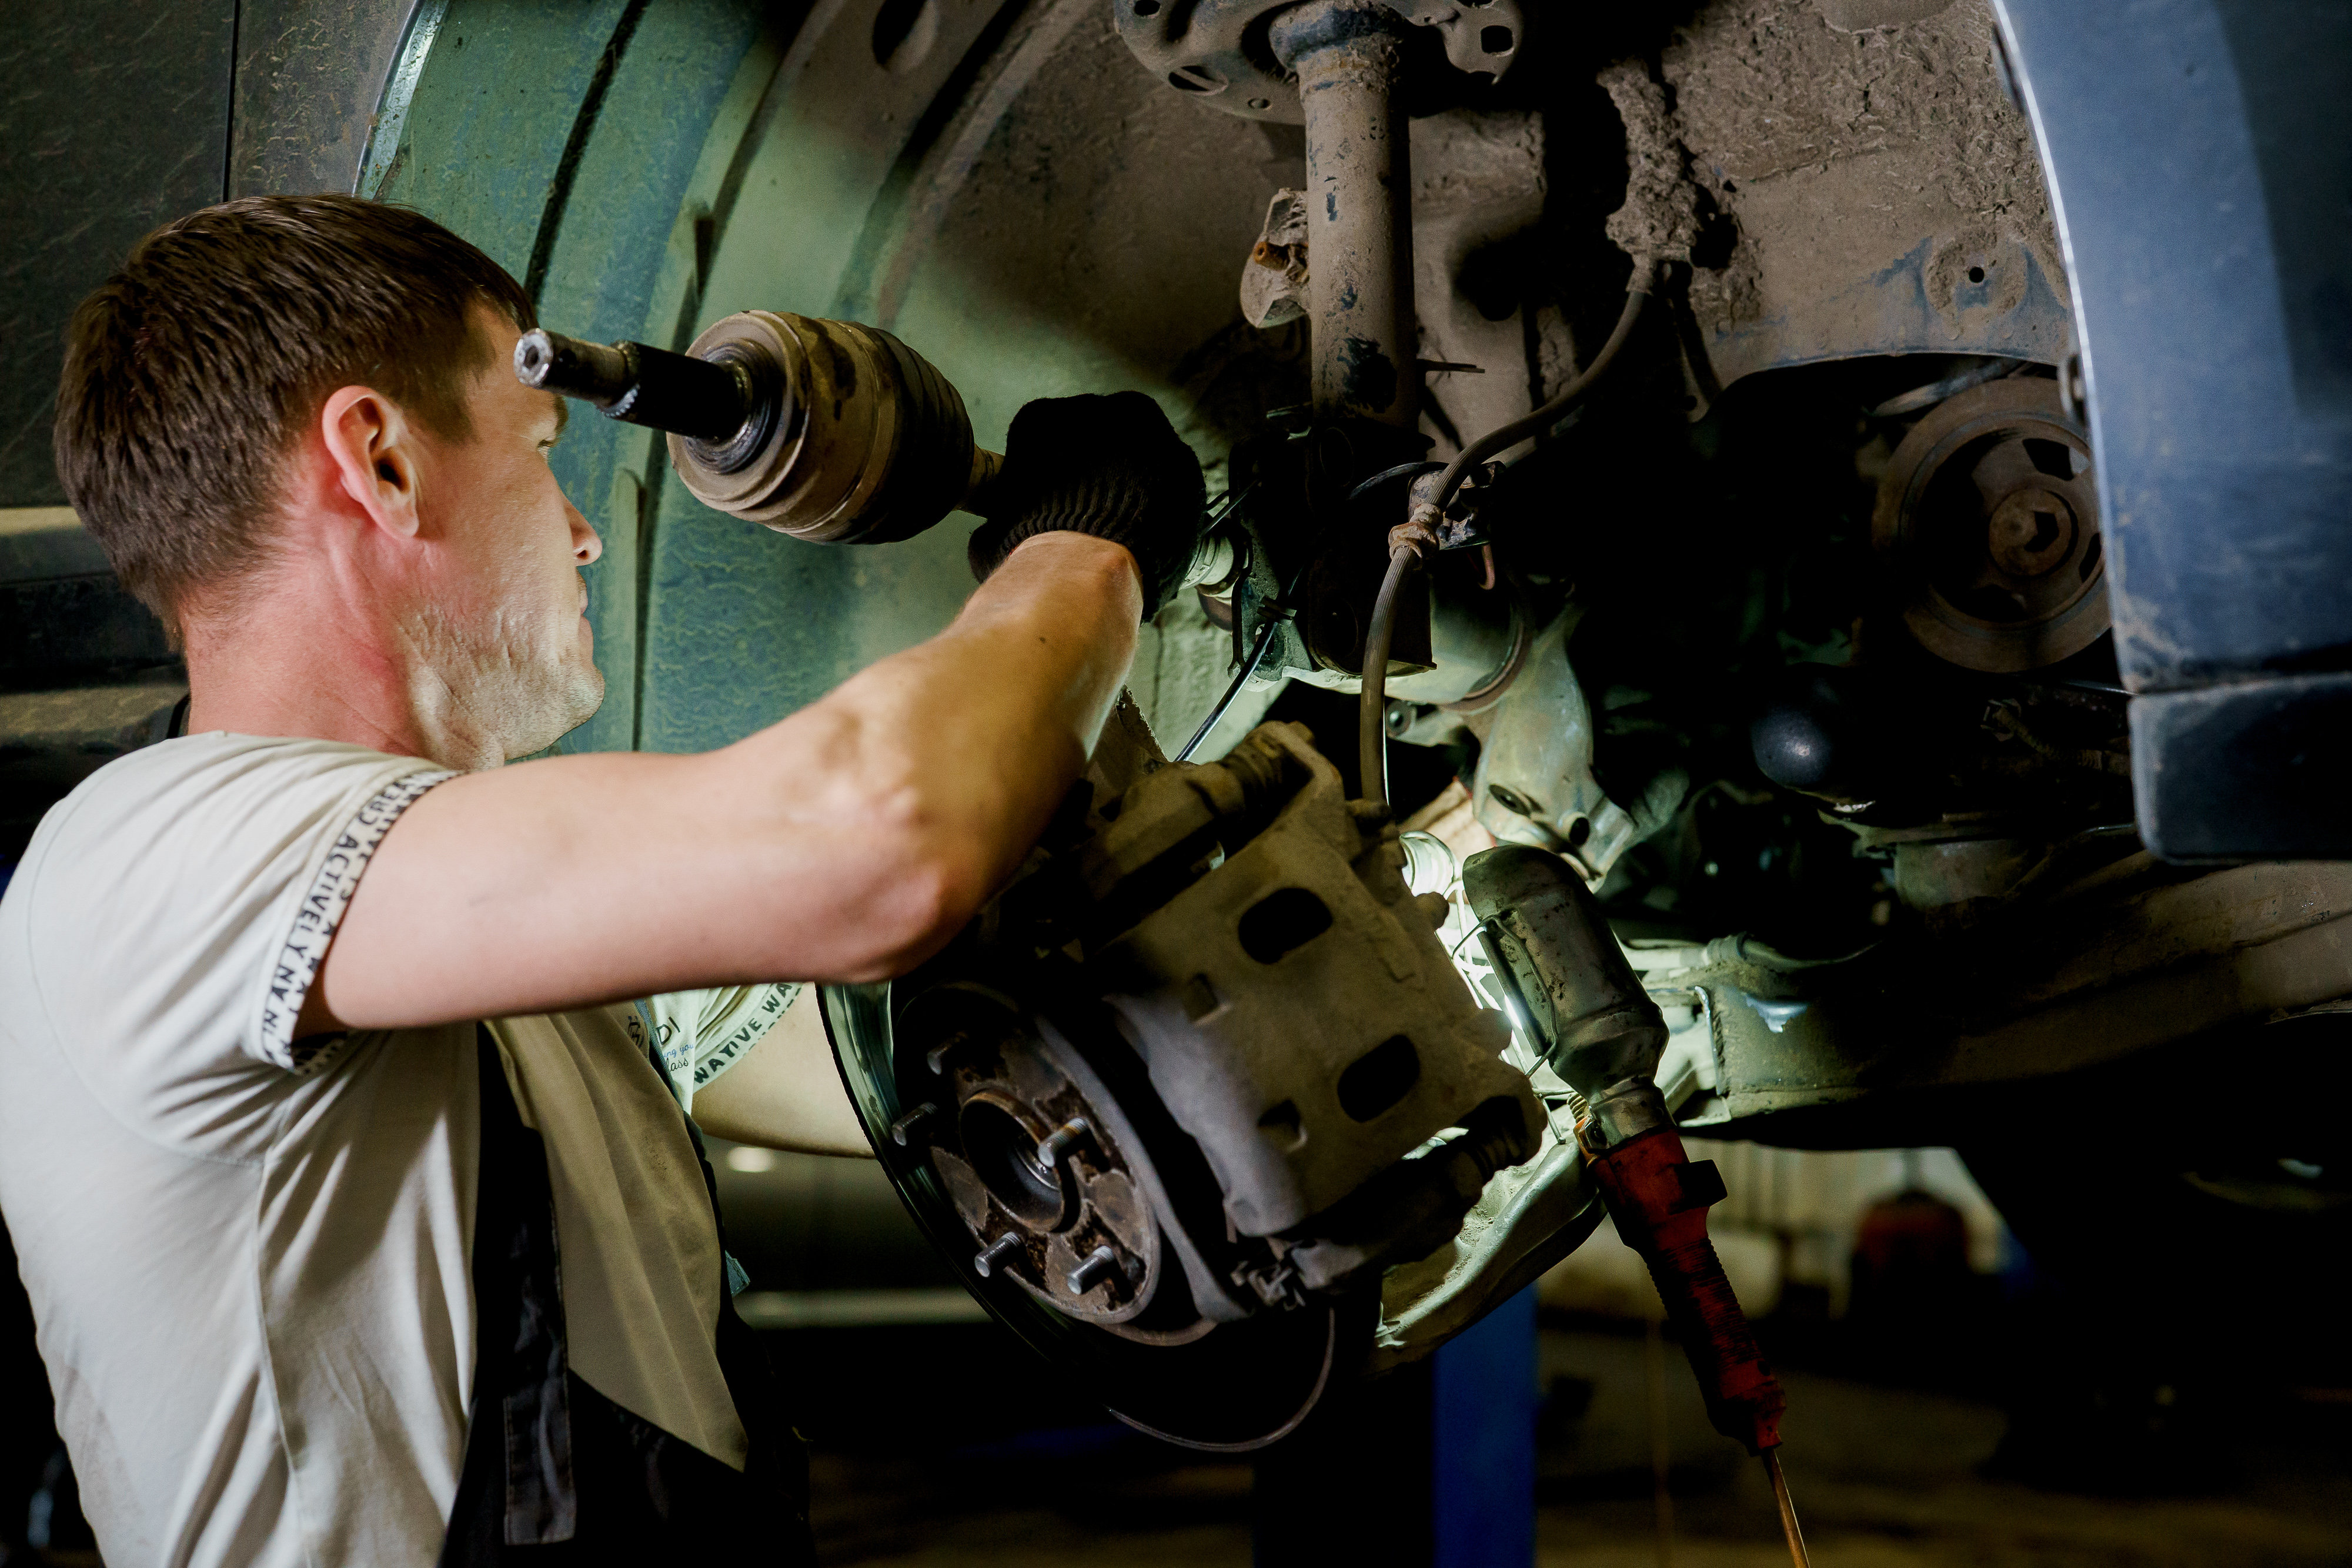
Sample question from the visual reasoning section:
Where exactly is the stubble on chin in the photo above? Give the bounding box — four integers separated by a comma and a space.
485, 617, 607, 760
562, 658, 607, 732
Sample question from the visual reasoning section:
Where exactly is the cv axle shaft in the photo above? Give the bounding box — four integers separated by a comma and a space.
515, 313, 1003, 546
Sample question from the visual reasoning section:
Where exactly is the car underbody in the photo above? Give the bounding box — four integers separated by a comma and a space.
5, 0, 2348, 1463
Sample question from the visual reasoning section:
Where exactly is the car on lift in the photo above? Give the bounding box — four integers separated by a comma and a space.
4, 0, 2346, 1456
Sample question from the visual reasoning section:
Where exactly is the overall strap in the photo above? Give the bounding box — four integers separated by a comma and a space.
439, 1027, 576, 1563
642, 1036, 814, 1554
439, 1020, 814, 1564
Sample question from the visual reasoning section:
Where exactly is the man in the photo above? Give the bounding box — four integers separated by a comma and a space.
0, 195, 1205, 1565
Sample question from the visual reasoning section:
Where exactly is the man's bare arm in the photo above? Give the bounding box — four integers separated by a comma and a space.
687, 995, 871, 1156
298, 532, 1140, 1034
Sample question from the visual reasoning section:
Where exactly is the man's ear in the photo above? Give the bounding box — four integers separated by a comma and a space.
319, 386, 424, 540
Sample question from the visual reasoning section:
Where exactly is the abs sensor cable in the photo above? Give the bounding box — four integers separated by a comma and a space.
1172, 482, 1280, 763
1175, 609, 1283, 763
1358, 265, 1659, 814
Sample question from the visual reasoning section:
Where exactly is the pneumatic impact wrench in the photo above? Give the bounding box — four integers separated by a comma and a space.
1466, 844, 1811, 1567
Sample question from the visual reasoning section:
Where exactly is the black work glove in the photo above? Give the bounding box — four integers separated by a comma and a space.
967, 391, 1208, 620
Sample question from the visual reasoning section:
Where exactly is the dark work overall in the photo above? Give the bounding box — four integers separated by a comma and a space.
438, 1027, 814, 1565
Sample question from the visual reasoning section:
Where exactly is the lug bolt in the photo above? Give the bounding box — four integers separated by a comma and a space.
887, 1101, 940, 1147
974, 1234, 1023, 1278
1066, 1243, 1124, 1296
925, 1029, 973, 1076
1035, 1115, 1093, 1168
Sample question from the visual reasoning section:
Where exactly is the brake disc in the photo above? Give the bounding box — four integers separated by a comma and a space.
822, 981, 1345, 1450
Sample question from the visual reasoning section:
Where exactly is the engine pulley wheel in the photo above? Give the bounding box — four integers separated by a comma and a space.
1873, 375, 2108, 672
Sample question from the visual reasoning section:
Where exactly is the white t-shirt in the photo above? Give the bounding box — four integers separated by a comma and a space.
0, 734, 800, 1567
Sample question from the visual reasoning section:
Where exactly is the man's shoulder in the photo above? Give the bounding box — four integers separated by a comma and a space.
0, 733, 465, 1146
6, 732, 449, 955
33, 733, 423, 851
82, 731, 412, 796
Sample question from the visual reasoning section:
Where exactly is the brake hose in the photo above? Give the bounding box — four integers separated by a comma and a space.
1358, 269, 1658, 814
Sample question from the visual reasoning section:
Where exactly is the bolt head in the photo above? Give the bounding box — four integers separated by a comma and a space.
1987, 489, 2076, 579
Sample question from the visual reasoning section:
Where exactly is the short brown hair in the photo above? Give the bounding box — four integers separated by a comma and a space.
53, 195, 534, 626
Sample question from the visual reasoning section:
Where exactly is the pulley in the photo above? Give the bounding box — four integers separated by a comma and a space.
1873, 375, 2109, 673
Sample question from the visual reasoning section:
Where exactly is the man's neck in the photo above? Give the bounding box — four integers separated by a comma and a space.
181, 572, 504, 772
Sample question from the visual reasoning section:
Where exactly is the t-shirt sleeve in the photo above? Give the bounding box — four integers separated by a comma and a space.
254, 767, 453, 1072
643, 982, 803, 1112
19, 736, 455, 1120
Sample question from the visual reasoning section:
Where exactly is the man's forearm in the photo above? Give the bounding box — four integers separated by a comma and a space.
804, 530, 1140, 892
309, 534, 1141, 1031
676, 530, 1142, 986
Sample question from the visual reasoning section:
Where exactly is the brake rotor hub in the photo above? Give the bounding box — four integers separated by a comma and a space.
905, 985, 1172, 1330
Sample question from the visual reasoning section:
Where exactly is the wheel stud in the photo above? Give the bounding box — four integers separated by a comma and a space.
1067, 1243, 1123, 1296
887, 1101, 940, 1146
1035, 1115, 1092, 1168
925, 1029, 973, 1076
974, 1233, 1023, 1278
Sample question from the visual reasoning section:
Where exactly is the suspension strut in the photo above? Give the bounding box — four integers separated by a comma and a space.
1268, 0, 1418, 436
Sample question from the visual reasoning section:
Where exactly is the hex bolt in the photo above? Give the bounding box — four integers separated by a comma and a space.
973, 1234, 1023, 1278
924, 1029, 973, 1076
1034, 1115, 1093, 1169
1066, 1243, 1124, 1296
887, 1101, 940, 1147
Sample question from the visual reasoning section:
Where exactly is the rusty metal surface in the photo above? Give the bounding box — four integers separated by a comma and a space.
1646, 1, 2073, 410
914, 990, 1176, 1330
824, 979, 1345, 1450
1111, 0, 1527, 125
1272, 2, 1418, 433
1661, 861, 2352, 1137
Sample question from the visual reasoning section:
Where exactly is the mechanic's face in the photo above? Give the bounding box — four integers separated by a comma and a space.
413, 309, 604, 760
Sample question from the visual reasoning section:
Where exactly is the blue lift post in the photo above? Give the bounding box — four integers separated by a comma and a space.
1432, 1286, 1540, 1568
1253, 1288, 1538, 1567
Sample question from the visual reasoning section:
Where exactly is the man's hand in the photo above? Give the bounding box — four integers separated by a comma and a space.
295, 531, 1142, 1035
967, 392, 1207, 620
